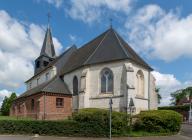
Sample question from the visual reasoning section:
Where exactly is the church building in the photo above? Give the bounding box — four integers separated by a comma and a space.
10, 24, 157, 120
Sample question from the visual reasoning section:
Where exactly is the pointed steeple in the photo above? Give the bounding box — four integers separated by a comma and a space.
34, 13, 57, 74
40, 26, 56, 58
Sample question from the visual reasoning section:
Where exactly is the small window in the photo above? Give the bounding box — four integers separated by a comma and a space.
36, 61, 40, 68
45, 73, 49, 81
43, 61, 49, 66
56, 98, 64, 107
31, 99, 34, 111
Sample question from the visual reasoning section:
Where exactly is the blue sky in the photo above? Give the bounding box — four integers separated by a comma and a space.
0, 0, 192, 106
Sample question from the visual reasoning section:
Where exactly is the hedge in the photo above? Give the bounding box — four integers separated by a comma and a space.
133, 110, 182, 133
158, 105, 190, 112
0, 108, 129, 137
0, 120, 108, 137
72, 108, 129, 135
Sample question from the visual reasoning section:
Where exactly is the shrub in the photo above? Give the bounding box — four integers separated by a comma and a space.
0, 119, 108, 137
158, 105, 190, 112
133, 110, 182, 133
0, 108, 129, 137
72, 108, 129, 135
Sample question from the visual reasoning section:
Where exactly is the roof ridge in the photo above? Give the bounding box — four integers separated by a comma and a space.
83, 29, 111, 65
113, 29, 130, 58
116, 32, 152, 70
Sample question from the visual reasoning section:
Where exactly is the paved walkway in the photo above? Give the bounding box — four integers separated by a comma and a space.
0, 124, 191, 140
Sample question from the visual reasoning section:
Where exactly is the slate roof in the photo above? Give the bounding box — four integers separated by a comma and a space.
19, 76, 71, 99
40, 26, 56, 58
25, 46, 77, 83
19, 27, 152, 100
61, 27, 152, 75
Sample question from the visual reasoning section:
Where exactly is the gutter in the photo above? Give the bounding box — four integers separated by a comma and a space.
148, 71, 151, 110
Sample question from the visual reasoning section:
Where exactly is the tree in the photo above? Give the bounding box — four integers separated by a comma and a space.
170, 87, 192, 105
0, 93, 17, 116
155, 88, 162, 104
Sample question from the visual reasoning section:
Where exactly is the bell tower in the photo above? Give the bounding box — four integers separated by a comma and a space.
34, 13, 56, 74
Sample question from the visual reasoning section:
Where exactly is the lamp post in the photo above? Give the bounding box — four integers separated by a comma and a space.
109, 97, 113, 140
189, 102, 192, 123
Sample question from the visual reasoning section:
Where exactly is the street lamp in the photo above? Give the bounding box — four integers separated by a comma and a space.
189, 102, 192, 123
109, 97, 113, 140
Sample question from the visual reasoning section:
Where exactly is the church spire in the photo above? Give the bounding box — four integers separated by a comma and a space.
40, 12, 56, 58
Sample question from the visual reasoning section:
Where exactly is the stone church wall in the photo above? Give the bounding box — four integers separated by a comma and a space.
62, 60, 156, 113
26, 67, 57, 90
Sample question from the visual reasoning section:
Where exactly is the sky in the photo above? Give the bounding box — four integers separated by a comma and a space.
0, 0, 192, 106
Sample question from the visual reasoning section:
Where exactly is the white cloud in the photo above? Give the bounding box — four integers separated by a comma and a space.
152, 71, 192, 106
41, 0, 63, 8
0, 10, 63, 89
66, 0, 133, 24
125, 4, 192, 62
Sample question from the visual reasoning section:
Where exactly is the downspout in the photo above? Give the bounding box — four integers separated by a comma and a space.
148, 71, 151, 110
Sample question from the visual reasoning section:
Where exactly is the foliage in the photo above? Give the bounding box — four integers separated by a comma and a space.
158, 105, 190, 112
155, 88, 162, 104
72, 108, 129, 135
170, 86, 192, 105
0, 108, 181, 137
133, 110, 182, 133
0, 108, 129, 137
0, 93, 17, 116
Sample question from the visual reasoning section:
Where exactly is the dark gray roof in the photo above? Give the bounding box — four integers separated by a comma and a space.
61, 28, 152, 75
19, 76, 71, 99
40, 26, 56, 58
25, 46, 77, 83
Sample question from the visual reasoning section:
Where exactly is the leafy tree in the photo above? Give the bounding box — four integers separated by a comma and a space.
170, 87, 192, 105
155, 88, 162, 104
0, 93, 17, 116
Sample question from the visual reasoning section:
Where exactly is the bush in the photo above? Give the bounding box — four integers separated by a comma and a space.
133, 110, 182, 133
158, 105, 190, 112
72, 108, 129, 135
0, 119, 109, 137
0, 108, 129, 137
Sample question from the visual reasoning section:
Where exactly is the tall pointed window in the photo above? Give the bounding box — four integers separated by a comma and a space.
101, 68, 113, 93
73, 76, 78, 96
31, 99, 35, 111
136, 70, 144, 97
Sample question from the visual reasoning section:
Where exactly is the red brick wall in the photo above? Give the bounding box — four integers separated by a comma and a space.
44, 94, 72, 120
10, 93, 72, 120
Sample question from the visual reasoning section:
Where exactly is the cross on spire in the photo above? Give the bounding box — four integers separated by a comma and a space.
47, 12, 51, 27
109, 18, 113, 28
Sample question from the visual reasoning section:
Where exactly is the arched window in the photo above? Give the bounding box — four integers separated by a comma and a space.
73, 76, 78, 96
136, 70, 144, 97
101, 68, 113, 93
31, 99, 34, 111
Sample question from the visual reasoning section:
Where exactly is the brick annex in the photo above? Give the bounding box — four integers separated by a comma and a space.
10, 23, 157, 120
